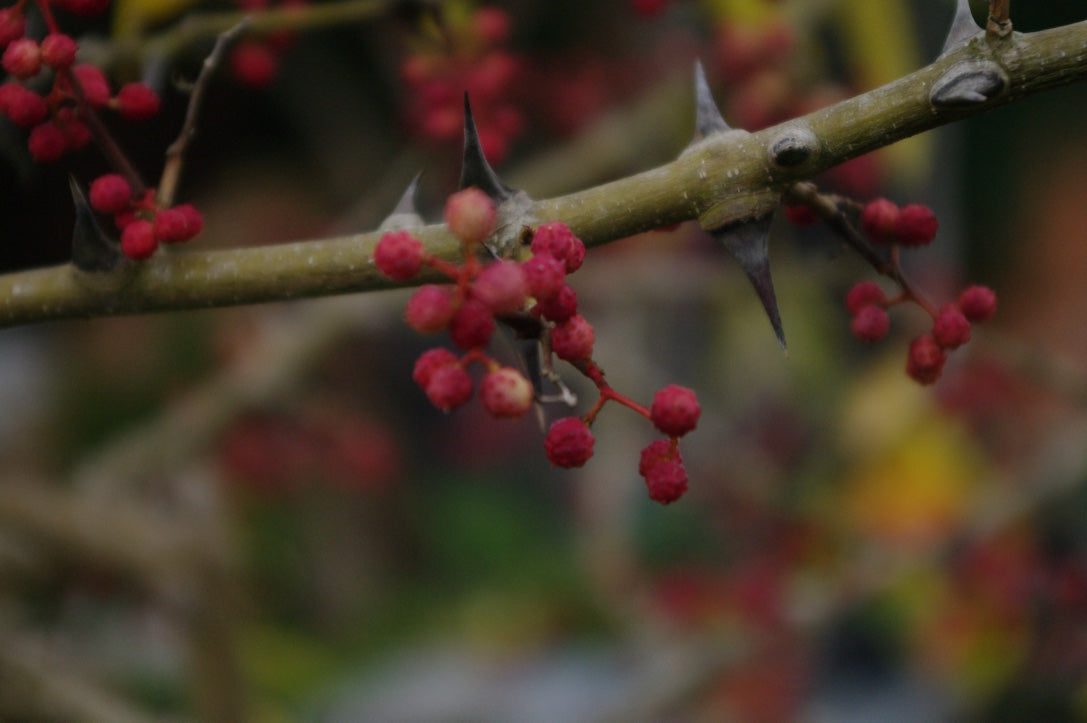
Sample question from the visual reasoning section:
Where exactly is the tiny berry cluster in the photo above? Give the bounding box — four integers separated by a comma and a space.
399, 6, 523, 162
88, 173, 203, 259
375, 188, 701, 504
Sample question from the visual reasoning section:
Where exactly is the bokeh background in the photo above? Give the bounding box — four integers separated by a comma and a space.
2, 0, 1087, 720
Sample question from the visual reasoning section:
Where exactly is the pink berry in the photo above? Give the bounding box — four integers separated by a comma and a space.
0, 83, 47, 127
784, 204, 818, 227
932, 306, 971, 349
480, 367, 534, 418
425, 364, 473, 412
544, 417, 594, 468
153, 206, 201, 243
906, 334, 946, 385
230, 40, 279, 88
40, 34, 77, 69
444, 187, 497, 245
535, 284, 577, 323
412, 347, 460, 389
89, 174, 133, 214
531, 222, 585, 273
473, 259, 528, 315
2, 38, 41, 79
448, 298, 495, 350
958, 285, 997, 323
845, 280, 886, 315
894, 204, 938, 247
0, 9, 26, 48
643, 458, 688, 504
650, 384, 701, 437
71, 64, 111, 106
373, 230, 424, 281
404, 285, 455, 333
521, 253, 566, 300
639, 438, 678, 477
121, 219, 157, 260
851, 305, 890, 343
860, 198, 899, 245
116, 82, 160, 121
550, 314, 594, 361
27, 122, 66, 162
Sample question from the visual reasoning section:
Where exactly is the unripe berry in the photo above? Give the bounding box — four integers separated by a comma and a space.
860, 198, 899, 245
27, 122, 66, 162
851, 305, 890, 343
521, 253, 566, 300
373, 230, 424, 281
639, 438, 678, 477
906, 334, 946, 385
784, 204, 819, 227
116, 82, 161, 121
531, 222, 585, 273
405, 285, 455, 333
544, 417, 594, 468
473, 259, 528, 315
932, 306, 971, 349
643, 458, 688, 504
3, 38, 41, 79
89, 174, 133, 214
534, 284, 578, 323
0, 9, 27, 48
0, 83, 47, 127
72, 64, 111, 106
845, 280, 886, 315
40, 34, 78, 69
444, 187, 497, 245
958, 285, 997, 323
894, 204, 938, 247
480, 367, 534, 418
550, 314, 594, 362
448, 298, 495, 350
412, 347, 460, 389
425, 364, 473, 411
121, 219, 157, 260
650, 384, 701, 437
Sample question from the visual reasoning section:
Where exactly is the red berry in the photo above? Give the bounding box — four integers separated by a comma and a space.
2, 38, 41, 79
121, 219, 157, 260
480, 366, 534, 418
374, 230, 424, 281
473, 259, 528, 315
230, 41, 279, 88
425, 364, 473, 412
932, 306, 971, 349
412, 347, 460, 389
173, 203, 204, 237
550, 314, 594, 361
153, 206, 201, 243
0, 83, 47, 127
860, 198, 899, 245
40, 34, 77, 69
958, 285, 997, 323
56, 107, 90, 149
521, 253, 566, 300
650, 384, 701, 437
851, 305, 890, 343
404, 285, 455, 333
534, 284, 578, 323
27, 122, 66, 162
631, 0, 669, 17
643, 458, 688, 504
444, 187, 497, 245
906, 334, 946, 385
89, 174, 133, 214
544, 417, 594, 468
472, 7, 512, 45
894, 204, 938, 247
639, 438, 678, 476
448, 298, 495, 350
845, 280, 886, 315
71, 64, 111, 106
784, 204, 819, 227
116, 82, 160, 121
531, 222, 585, 273
0, 9, 26, 48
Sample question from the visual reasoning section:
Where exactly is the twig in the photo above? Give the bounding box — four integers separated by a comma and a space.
987, 0, 1012, 38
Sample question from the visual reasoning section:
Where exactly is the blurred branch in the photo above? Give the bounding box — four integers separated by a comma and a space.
1, 20, 1086, 327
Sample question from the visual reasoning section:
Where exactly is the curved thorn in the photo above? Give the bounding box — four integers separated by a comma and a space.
459, 93, 514, 201
712, 215, 785, 349
69, 176, 122, 273
692, 60, 731, 142
941, 0, 982, 55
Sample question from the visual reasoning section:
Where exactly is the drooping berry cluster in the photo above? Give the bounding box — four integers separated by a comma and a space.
374, 188, 701, 504
88, 173, 204, 260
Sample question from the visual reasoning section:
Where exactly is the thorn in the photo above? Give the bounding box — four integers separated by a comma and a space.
941, 0, 982, 55
378, 172, 424, 231
712, 215, 786, 349
459, 93, 514, 202
68, 176, 122, 273
692, 60, 731, 142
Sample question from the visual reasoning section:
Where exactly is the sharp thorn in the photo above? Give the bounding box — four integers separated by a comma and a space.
68, 176, 122, 273
692, 59, 731, 142
459, 93, 514, 202
379, 172, 425, 231
941, 0, 982, 55
713, 215, 786, 349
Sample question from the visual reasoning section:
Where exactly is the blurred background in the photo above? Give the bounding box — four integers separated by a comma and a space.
1, 0, 1087, 720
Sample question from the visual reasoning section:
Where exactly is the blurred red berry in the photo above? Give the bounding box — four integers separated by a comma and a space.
230, 40, 279, 88
0, 83, 47, 126
472, 7, 512, 45
3, 38, 40, 79
851, 305, 890, 343
894, 204, 938, 247
412, 347, 460, 389
473, 259, 528, 315
153, 206, 202, 243
784, 204, 819, 227
639, 438, 678, 476
425, 364, 474, 411
845, 280, 886, 315
860, 198, 899, 244
40, 33, 77, 69
89, 174, 133, 215
531, 222, 585, 273
544, 417, 594, 468
643, 458, 688, 504
932, 306, 971, 349
521, 253, 566, 300
444, 187, 497, 245
534, 284, 577, 323
448, 298, 495, 350
550, 314, 594, 361
121, 219, 157, 260
0, 9, 26, 48
27, 122, 66, 162
374, 230, 424, 281
650, 384, 701, 437
116, 82, 161, 121
906, 334, 946, 385
71, 64, 111, 106
480, 366, 534, 418
405, 285, 455, 333
958, 285, 997, 323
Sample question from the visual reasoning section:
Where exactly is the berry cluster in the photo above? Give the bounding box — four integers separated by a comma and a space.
374, 188, 701, 504
89, 174, 204, 259
399, 6, 523, 162
842, 198, 997, 385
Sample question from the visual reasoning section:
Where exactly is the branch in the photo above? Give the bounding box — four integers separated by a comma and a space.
2, 20, 1086, 328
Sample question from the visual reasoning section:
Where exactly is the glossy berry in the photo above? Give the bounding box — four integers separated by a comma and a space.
473, 259, 528, 315
412, 347, 460, 389
480, 367, 534, 418
550, 314, 594, 361
425, 364, 473, 411
906, 334, 946, 385
89, 174, 133, 214
643, 458, 688, 504
784, 204, 819, 227
639, 438, 678, 477
860, 198, 899, 245
851, 305, 890, 343
650, 384, 701, 437
444, 187, 497, 245
894, 204, 938, 247
448, 298, 495, 350
531, 222, 585, 273
544, 417, 594, 468
116, 83, 161, 121
121, 219, 157, 260
1, 83, 47, 126
374, 230, 424, 281
534, 284, 578, 323
40, 34, 78, 69
845, 280, 886, 315
932, 306, 971, 349
521, 253, 566, 300
958, 285, 997, 323
3, 38, 41, 79
72, 64, 111, 106
404, 285, 455, 333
